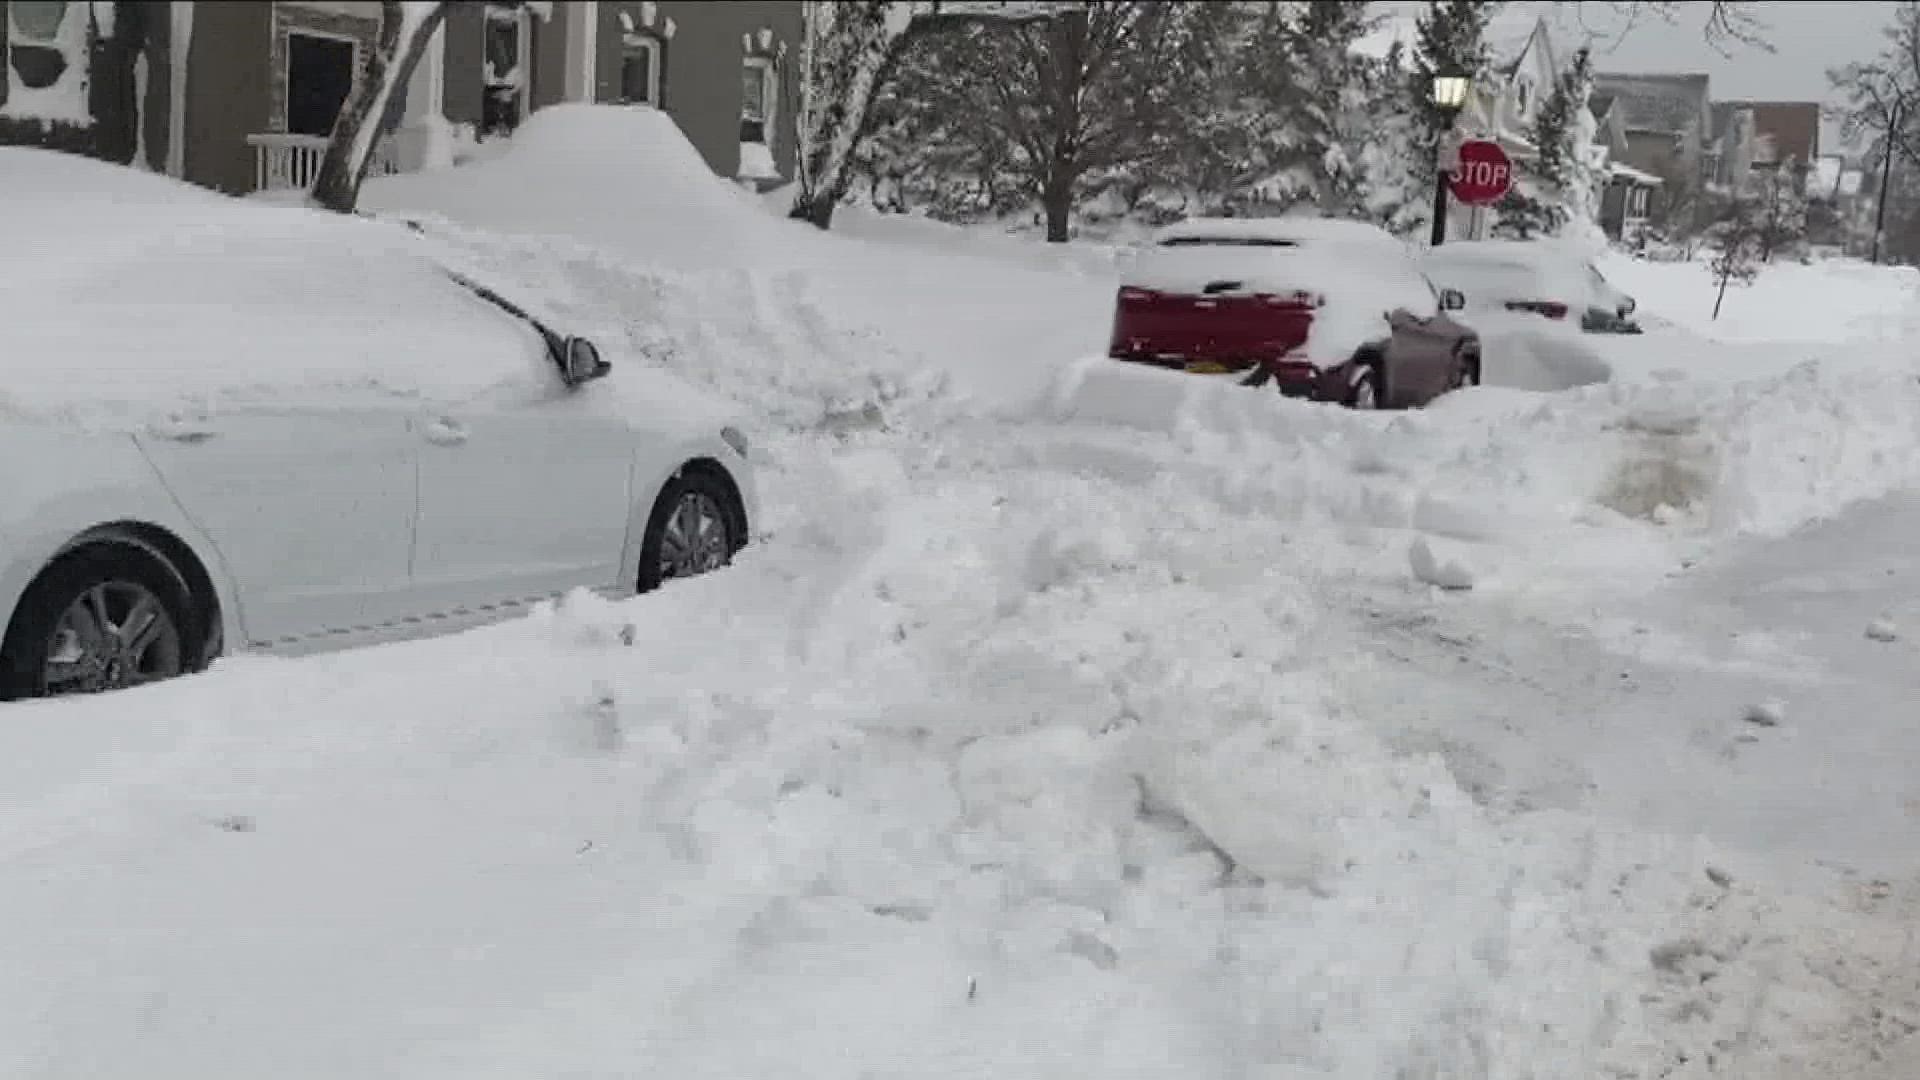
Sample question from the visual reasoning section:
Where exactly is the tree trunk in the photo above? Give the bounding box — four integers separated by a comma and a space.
790, 1, 921, 231
311, 1, 448, 214
1712, 270, 1729, 320
1042, 173, 1073, 242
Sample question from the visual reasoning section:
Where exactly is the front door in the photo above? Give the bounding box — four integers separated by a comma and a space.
411, 399, 638, 616
134, 408, 419, 647
286, 31, 357, 137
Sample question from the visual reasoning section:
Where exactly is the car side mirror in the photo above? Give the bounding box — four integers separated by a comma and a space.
561, 336, 611, 387
1620, 296, 1636, 315
1440, 288, 1466, 311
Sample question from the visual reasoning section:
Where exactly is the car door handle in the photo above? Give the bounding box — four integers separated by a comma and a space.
150, 414, 217, 443
422, 418, 469, 446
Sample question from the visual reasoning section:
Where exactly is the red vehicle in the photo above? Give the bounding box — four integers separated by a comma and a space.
1107, 217, 1482, 409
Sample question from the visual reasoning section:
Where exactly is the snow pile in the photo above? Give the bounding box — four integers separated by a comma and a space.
1044, 350, 1920, 593
367, 104, 795, 273
367, 107, 1114, 418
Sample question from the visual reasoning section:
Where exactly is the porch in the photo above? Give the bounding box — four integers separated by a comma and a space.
245, 132, 400, 193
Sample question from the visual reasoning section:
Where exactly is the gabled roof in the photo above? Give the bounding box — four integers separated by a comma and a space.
1593, 73, 1711, 136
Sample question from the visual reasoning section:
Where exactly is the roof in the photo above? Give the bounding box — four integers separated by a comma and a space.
1721, 100, 1821, 165
1487, 10, 1548, 76
1593, 73, 1711, 136
1607, 162, 1664, 185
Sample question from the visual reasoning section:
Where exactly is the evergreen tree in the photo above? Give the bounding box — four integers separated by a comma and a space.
1229, 1, 1378, 215
1408, 1, 1496, 182
1404, 0, 1496, 236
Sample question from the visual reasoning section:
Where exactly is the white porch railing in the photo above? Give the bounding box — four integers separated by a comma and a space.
246, 132, 400, 193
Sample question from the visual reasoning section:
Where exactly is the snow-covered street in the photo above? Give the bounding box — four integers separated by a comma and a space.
6, 105, 1920, 1078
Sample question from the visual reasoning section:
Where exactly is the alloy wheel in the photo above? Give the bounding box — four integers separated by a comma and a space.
43, 580, 184, 694
657, 490, 733, 581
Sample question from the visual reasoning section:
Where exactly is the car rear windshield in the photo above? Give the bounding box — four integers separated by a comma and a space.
1158, 236, 1300, 248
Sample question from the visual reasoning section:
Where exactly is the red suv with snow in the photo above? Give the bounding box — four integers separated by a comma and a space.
1108, 217, 1481, 409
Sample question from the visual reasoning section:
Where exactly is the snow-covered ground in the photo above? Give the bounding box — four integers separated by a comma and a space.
6, 107, 1920, 1078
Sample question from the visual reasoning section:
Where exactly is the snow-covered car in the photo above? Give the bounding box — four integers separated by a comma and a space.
1108, 216, 1481, 409
0, 150, 756, 700
1421, 240, 1640, 333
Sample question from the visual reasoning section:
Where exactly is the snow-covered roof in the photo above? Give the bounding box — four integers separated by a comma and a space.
1606, 162, 1664, 185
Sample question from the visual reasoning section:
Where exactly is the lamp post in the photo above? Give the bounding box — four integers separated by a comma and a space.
1429, 68, 1472, 247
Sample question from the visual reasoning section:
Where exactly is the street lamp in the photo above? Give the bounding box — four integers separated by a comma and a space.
1429, 67, 1472, 247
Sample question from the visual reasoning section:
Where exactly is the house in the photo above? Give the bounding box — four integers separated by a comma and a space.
1721, 99, 1820, 178
1591, 72, 1713, 195
0, 0, 803, 196
1439, 10, 1566, 240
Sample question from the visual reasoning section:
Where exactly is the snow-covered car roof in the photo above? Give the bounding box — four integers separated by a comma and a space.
0, 149, 572, 428
1152, 215, 1408, 252
1421, 241, 1611, 304
1421, 239, 1585, 263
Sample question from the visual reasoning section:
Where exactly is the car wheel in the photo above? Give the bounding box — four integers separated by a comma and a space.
637, 467, 745, 593
0, 542, 195, 701
1447, 347, 1481, 391
1348, 365, 1382, 410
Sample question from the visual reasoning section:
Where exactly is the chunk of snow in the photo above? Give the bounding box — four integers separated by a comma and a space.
1866, 617, 1900, 642
737, 140, 780, 182
1410, 537, 1476, 590
1744, 699, 1786, 727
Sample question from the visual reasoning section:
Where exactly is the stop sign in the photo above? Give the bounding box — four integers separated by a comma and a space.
1448, 139, 1513, 205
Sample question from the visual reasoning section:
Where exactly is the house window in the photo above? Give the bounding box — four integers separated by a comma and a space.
481, 2, 530, 139
285, 31, 357, 137
619, 32, 662, 105
741, 56, 775, 144
7, 0, 71, 90
1515, 79, 1530, 117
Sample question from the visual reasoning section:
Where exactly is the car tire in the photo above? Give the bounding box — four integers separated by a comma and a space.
637, 466, 746, 593
0, 541, 197, 701
1447, 346, 1481, 392
1347, 364, 1382, 410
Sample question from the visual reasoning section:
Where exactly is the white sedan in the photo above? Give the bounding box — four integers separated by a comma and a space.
1421, 240, 1639, 333
0, 151, 756, 700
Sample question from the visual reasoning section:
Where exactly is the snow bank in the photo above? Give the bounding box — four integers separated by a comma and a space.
1043, 350, 1920, 591
367, 104, 791, 273
369, 106, 1112, 417
1599, 251, 1920, 345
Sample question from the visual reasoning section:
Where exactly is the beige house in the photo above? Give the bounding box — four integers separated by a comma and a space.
1, 0, 803, 195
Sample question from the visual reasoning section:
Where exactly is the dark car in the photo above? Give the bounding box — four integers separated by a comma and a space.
1108, 217, 1482, 409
